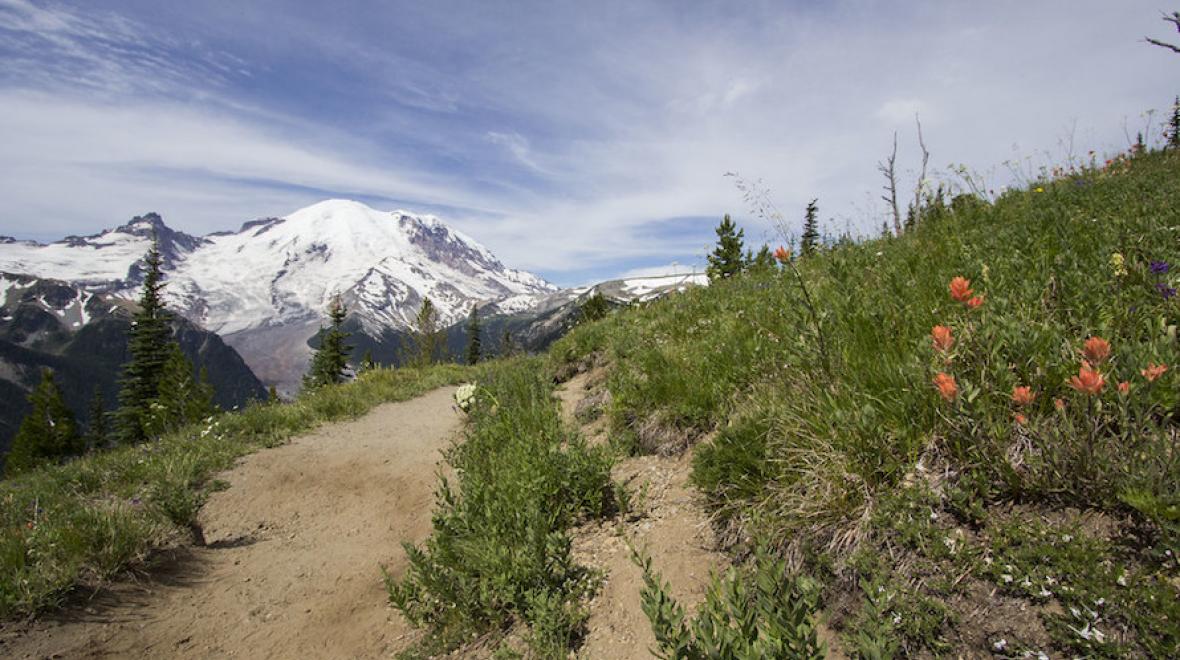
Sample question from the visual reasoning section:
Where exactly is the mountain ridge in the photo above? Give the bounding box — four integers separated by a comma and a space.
0, 200, 557, 392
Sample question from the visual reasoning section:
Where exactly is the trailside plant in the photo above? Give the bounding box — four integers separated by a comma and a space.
634, 548, 825, 659
387, 359, 615, 657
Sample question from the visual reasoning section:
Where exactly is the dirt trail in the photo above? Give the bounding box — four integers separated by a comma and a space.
1, 386, 462, 660
556, 371, 728, 660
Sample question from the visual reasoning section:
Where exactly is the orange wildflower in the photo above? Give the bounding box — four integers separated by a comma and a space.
966, 295, 985, 309
1054, 398, 1066, 411
949, 277, 973, 303
1068, 363, 1105, 395
773, 246, 791, 263
1082, 336, 1111, 364
931, 325, 954, 352
1118, 381, 1130, 395
1011, 386, 1035, 407
1014, 412, 1028, 425
933, 372, 958, 402
1141, 363, 1168, 382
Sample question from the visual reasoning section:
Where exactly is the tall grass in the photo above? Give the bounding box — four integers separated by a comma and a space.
0, 364, 470, 617
548, 148, 1180, 654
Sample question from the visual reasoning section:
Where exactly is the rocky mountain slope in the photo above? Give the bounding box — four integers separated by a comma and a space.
0, 200, 557, 393
0, 274, 266, 464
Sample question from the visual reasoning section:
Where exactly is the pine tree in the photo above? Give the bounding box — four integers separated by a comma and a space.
143, 343, 216, 436
801, 199, 820, 257
267, 385, 279, 404
501, 329, 518, 358
749, 244, 776, 273
303, 296, 352, 389
1168, 96, 1180, 149
359, 349, 377, 373
116, 239, 172, 444
85, 386, 107, 450
579, 290, 610, 323
705, 214, 746, 281
5, 369, 82, 474
412, 297, 440, 367
465, 305, 482, 366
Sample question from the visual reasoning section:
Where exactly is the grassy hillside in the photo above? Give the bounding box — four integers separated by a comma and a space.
0, 363, 470, 617
541, 148, 1179, 656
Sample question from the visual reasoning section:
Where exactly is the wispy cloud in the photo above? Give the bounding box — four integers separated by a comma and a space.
0, 0, 1175, 284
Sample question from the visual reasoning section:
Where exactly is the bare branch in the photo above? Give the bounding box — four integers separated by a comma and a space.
912, 114, 930, 229
1145, 11, 1180, 53
876, 132, 901, 236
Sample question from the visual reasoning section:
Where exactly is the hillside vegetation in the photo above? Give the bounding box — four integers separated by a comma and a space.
535, 148, 1179, 656
0, 364, 469, 617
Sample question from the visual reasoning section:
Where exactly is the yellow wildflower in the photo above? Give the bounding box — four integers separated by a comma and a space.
1110, 253, 1127, 277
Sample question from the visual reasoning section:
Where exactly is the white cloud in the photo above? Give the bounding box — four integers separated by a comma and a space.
0, 0, 1176, 283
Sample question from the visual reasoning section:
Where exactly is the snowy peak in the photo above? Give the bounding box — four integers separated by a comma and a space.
0, 200, 555, 391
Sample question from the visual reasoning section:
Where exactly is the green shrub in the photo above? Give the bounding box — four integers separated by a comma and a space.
635, 548, 825, 659
387, 359, 615, 657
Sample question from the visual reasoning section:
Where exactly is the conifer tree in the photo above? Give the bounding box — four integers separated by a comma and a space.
359, 349, 377, 373
144, 343, 216, 436
801, 199, 820, 257
412, 297, 440, 367
705, 214, 746, 281
6, 369, 82, 474
501, 329, 518, 357
749, 244, 776, 273
1168, 96, 1180, 149
303, 296, 352, 389
116, 239, 172, 444
465, 305, 482, 365
579, 290, 610, 323
85, 386, 107, 450
267, 385, 279, 404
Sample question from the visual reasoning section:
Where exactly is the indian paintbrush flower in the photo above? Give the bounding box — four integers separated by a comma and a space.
949, 277, 973, 303
933, 372, 958, 402
1082, 337, 1111, 364
1069, 363, 1105, 395
1011, 386, 1035, 407
773, 246, 791, 263
931, 325, 954, 352
1141, 363, 1168, 382
966, 295, 985, 309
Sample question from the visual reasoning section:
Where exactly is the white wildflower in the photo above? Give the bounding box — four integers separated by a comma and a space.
454, 383, 478, 412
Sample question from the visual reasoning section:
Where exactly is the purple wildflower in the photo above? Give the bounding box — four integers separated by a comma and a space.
1150, 261, 1170, 275
1157, 283, 1177, 300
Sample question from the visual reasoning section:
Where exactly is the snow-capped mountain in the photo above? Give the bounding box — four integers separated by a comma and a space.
0, 200, 556, 392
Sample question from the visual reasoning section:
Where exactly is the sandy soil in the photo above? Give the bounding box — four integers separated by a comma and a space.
554, 372, 728, 660
0, 386, 462, 660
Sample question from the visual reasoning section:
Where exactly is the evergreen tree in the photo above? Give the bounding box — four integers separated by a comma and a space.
6, 369, 82, 474
303, 296, 352, 389
85, 386, 107, 450
465, 305, 482, 365
801, 199, 820, 257
359, 349, 377, 373
267, 385, 279, 404
412, 297, 440, 367
579, 290, 610, 323
1168, 96, 1180, 149
144, 343, 216, 436
116, 239, 172, 444
501, 329, 518, 358
749, 244, 776, 273
705, 214, 746, 281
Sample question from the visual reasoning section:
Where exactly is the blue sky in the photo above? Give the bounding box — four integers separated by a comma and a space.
1, 0, 1177, 285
